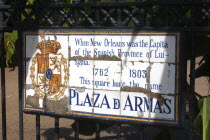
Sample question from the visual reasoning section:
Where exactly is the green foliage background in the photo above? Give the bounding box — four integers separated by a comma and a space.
194, 96, 210, 140
4, 31, 18, 67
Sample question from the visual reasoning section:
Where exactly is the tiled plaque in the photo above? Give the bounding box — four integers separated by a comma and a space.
24, 31, 180, 126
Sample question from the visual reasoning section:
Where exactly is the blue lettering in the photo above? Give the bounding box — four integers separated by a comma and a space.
143, 97, 149, 112
69, 89, 77, 105
153, 100, 162, 113
93, 93, 100, 107
135, 97, 143, 111
100, 95, 110, 108
126, 42, 138, 47
113, 98, 120, 109
83, 93, 92, 107
163, 99, 171, 114
75, 60, 89, 66
123, 95, 133, 111
90, 38, 102, 46
75, 38, 89, 46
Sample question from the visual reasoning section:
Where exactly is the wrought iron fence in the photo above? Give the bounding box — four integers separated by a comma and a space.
1, 0, 209, 139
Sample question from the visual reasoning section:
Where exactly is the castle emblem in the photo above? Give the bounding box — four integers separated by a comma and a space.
30, 34, 68, 101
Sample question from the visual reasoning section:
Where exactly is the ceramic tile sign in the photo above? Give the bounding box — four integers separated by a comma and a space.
24, 30, 181, 126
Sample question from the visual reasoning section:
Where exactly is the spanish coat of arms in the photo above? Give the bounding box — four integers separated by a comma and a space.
29, 35, 68, 101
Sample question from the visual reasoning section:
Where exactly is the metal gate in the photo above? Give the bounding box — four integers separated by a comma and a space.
0, 0, 209, 139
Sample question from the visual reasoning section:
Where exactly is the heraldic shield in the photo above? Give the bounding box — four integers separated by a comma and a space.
29, 35, 68, 105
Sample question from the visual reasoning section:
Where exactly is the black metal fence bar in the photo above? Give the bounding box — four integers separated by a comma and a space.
0, 34, 6, 140
139, 126, 144, 140
0, 0, 6, 139
189, 31, 196, 140
75, 120, 79, 140
0, 18, 6, 140
55, 117, 59, 140
18, 30, 24, 140
189, 3, 196, 137
96, 122, 100, 140
117, 123, 121, 140
36, 115, 40, 140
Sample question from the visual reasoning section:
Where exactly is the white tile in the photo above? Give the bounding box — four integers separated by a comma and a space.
25, 89, 35, 97
93, 90, 120, 115
48, 57, 62, 74
120, 91, 150, 118
120, 92, 175, 121
26, 57, 69, 84
25, 60, 37, 85
25, 57, 47, 86
25, 34, 69, 60
69, 60, 94, 89
121, 62, 149, 89
45, 34, 69, 59
37, 73, 45, 85
68, 88, 94, 114
149, 94, 175, 120
149, 63, 176, 94
69, 34, 95, 58
25, 35, 40, 58
121, 35, 150, 62
49, 53, 62, 59
93, 35, 121, 60
149, 35, 176, 63
93, 61, 121, 90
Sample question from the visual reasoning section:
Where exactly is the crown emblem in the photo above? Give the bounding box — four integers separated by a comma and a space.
37, 37, 61, 54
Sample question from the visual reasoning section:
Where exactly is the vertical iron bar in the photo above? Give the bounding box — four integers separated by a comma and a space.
75, 120, 79, 140
17, 0, 24, 139
96, 122, 100, 140
139, 125, 144, 140
139, 0, 144, 26
95, 0, 99, 27
55, 117, 59, 140
190, 1, 196, 139
189, 2, 196, 139
189, 31, 196, 140
51, 0, 59, 26
0, 32, 6, 140
36, 115, 40, 140
166, 4, 169, 26
0, 1, 6, 139
18, 30, 24, 140
34, 0, 40, 27
117, 1, 122, 27
73, 0, 80, 27
117, 123, 121, 140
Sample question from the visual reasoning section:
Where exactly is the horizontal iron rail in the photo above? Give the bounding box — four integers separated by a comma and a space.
0, 2, 210, 30
2, 1, 210, 8
2, 26, 210, 32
